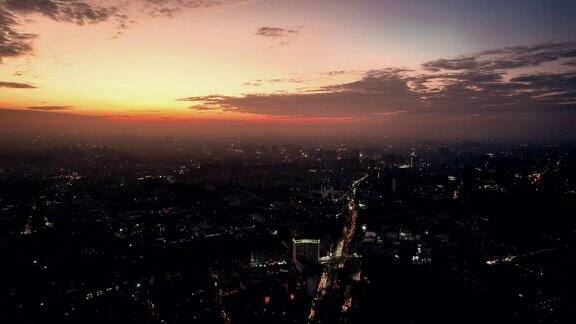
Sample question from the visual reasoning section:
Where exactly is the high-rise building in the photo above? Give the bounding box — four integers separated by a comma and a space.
292, 238, 320, 266
410, 152, 417, 168
250, 248, 286, 267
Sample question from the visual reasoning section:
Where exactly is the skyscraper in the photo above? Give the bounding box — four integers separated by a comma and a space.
292, 238, 320, 266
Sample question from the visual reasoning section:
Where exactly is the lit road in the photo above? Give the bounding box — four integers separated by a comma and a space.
336, 174, 369, 258
309, 174, 368, 323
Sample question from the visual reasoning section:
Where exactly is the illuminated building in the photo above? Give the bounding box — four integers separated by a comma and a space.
250, 248, 286, 267
292, 238, 320, 271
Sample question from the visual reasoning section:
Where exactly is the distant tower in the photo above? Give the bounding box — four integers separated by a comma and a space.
410, 152, 417, 168
22, 215, 33, 235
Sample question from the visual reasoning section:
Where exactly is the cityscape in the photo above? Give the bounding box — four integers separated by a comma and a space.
1, 0, 576, 323
1, 136, 575, 323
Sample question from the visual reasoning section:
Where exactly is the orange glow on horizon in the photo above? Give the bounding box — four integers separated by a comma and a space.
0, 2, 422, 123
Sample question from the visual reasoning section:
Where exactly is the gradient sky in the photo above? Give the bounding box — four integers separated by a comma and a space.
1, 0, 575, 139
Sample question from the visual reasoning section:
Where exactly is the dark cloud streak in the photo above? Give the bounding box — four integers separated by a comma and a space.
183, 42, 576, 122
0, 81, 37, 88
27, 105, 74, 111
0, 7, 36, 61
255, 26, 298, 38
1, 0, 118, 25
423, 42, 576, 72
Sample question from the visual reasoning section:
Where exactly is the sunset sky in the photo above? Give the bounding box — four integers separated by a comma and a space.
1, 0, 575, 138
